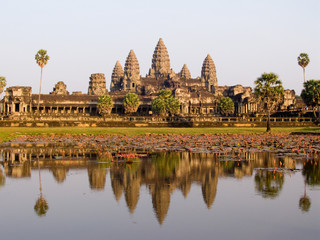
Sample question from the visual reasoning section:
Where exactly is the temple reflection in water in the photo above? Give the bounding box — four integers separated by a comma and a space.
0, 145, 319, 224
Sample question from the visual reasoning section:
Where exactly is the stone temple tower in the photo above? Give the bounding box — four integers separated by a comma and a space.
179, 64, 191, 79
123, 50, 141, 91
110, 61, 124, 91
88, 73, 107, 95
201, 54, 217, 92
148, 38, 171, 78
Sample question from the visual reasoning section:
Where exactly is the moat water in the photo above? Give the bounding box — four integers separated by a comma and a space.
0, 148, 319, 240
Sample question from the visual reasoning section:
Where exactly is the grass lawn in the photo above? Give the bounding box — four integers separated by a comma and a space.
0, 126, 320, 143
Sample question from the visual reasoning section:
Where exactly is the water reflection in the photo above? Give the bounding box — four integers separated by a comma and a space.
34, 158, 49, 217
0, 167, 5, 187
299, 181, 311, 212
255, 170, 284, 199
0, 146, 320, 224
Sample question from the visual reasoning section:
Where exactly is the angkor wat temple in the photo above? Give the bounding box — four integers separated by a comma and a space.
0, 38, 296, 118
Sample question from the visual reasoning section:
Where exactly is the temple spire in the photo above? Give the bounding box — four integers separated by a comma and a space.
201, 54, 217, 91
149, 38, 171, 78
124, 50, 140, 80
123, 50, 141, 91
179, 64, 191, 79
110, 60, 124, 91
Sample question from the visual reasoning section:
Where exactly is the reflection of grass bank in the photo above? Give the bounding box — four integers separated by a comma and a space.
0, 127, 320, 143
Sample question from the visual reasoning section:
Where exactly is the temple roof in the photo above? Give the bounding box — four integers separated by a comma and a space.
32, 94, 98, 103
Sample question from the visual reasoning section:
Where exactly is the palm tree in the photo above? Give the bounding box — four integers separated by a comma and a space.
298, 53, 310, 83
254, 73, 284, 132
0, 76, 6, 99
35, 49, 50, 112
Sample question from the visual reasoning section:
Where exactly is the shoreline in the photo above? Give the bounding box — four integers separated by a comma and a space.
2, 132, 320, 156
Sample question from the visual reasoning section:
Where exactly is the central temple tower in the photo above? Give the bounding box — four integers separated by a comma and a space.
148, 38, 171, 78
201, 54, 217, 92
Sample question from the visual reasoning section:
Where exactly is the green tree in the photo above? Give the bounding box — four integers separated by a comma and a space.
97, 94, 113, 118
152, 89, 180, 116
151, 97, 166, 116
254, 73, 284, 132
166, 96, 180, 115
0, 76, 6, 98
298, 53, 310, 83
35, 49, 50, 112
301, 80, 320, 120
123, 93, 140, 114
158, 89, 172, 98
218, 97, 234, 116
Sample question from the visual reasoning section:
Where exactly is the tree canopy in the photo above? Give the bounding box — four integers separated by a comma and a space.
301, 80, 320, 108
35, 49, 50, 68
254, 72, 284, 132
97, 94, 113, 116
298, 53, 310, 83
151, 89, 180, 116
301, 80, 320, 120
123, 93, 140, 114
218, 97, 234, 116
298, 53, 310, 69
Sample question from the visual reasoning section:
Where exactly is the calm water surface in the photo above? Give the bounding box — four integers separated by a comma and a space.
0, 147, 319, 240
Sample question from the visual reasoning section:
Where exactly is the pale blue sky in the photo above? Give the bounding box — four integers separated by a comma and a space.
0, 0, 319, 95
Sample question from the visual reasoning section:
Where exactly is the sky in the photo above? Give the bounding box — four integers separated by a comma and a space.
0, 0, 319, 95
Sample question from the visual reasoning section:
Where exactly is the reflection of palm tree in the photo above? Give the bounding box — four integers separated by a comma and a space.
34, 196, 49, 216
0, 167, 5, 188
299, 180, 311, 212
34, 159, 49, 217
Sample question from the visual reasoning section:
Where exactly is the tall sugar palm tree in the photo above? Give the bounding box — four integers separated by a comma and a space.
35, 49, 50, 112
0, 76, 6, 99
298, 53, 310, 83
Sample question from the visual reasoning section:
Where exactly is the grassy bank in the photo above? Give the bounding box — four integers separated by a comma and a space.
0, 126, 320, 143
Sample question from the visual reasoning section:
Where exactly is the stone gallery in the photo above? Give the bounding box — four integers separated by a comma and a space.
0, 39, 295, 118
